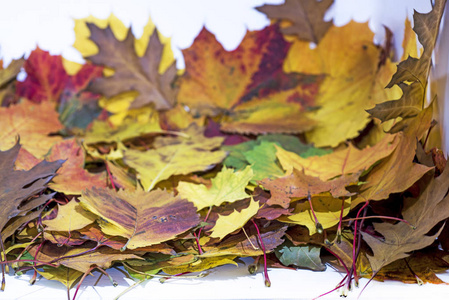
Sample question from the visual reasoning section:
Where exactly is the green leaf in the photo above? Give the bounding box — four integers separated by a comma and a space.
276, 241, 325, 271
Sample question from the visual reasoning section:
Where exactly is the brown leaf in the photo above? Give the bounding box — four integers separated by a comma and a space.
86, 23, 177, 110
80, 187, 199, 249
261, 169, 358, 208
256, 0, 333, 43
362, 162, 449, 273
46, 138, 107, 194
0, 142, 62, 241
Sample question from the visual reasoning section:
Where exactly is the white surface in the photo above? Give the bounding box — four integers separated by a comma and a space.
3, 259, 449, 300
1, 1, 449, 299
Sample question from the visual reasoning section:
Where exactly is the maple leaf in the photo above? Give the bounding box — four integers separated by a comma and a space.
278, 196, 351, 235
16, 47, 102, 104
256, 0, 333, 43
284, 21, 399, 147
178, 25, 323, 134
355, 106, 433, 204
177, 166, 253, 211
209, 198, 259, 240
0, 142, 63, 240
0, 58, 24, 87
362, 164, 449, 274
367, 0, 446, 124
42, 200, 96, 232
260, 169, 358, 208
85, 22, 177, 110
83, 106, 162, 144
80, 187, 199, 249
46, 138, 107, 194
0, 100, 64, 158
275, 133, 399, 181
123, 124, 227, 191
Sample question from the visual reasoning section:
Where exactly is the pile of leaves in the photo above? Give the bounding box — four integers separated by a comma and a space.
0, 0, 448, 298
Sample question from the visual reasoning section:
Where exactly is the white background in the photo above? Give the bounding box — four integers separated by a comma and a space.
1, 0, 449, 299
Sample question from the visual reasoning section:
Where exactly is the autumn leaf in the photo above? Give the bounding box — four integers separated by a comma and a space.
209, 198, 259, 240
43, 200, 96, 232
177, 166, 253, 211
275, 241, 325, 271
278, 196, 351, 235
284, 21, 398, 147
256, 0, 333, 43
275, 133, 399, 180
355, 106, 433, 204
362, 164, 449, 274
0, 142, 63, 240
178, 25, 323, 134
84, 22, 177, 110
123, 124, 227, 191
83, 106, 162, 144
46, 138, 107, 194
80, 187, 199, 249
0, 100, 64, 158
37, 266, 83, 289
74, 14, 174, 74
0, 58, 24, 87
29, 242, 142, 273
16, 47, 102, 104
201, 223, 287, 257
162, 256, 238, 275
367, 0, 446, 125
260, 169, 358, 208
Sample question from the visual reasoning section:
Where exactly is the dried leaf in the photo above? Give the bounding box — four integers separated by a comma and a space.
43, 200, 96, 232
80, 187, 199, 249
209, 198, 259, 240
85, 22, 177, 110
256, 0, 333, 43
177, 166, 253, 211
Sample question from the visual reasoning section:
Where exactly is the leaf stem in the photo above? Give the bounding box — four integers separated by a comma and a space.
251, 219, 270, 287
307, 190, 323, 234
342, 215, 415, 229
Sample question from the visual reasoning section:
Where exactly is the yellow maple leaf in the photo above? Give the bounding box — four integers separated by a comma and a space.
209, 198, 259, 240
275, 133, 399, 181
177, 166, 253, 211
278, 195, 351, 235
284, 21, 399, 147
123, 124, 227, 191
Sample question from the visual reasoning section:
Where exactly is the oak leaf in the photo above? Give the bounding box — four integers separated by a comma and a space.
80, 187, 199, 249
209, 198, 259, 240
362, 164, 449, 274
0, 142, 63, 240
85, 22, 177, 110
46, 138, 107, 194
123, 124, 227, 191
177, 166, 253, 211
256, 0, 333, 43
0, 100, 64, 158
